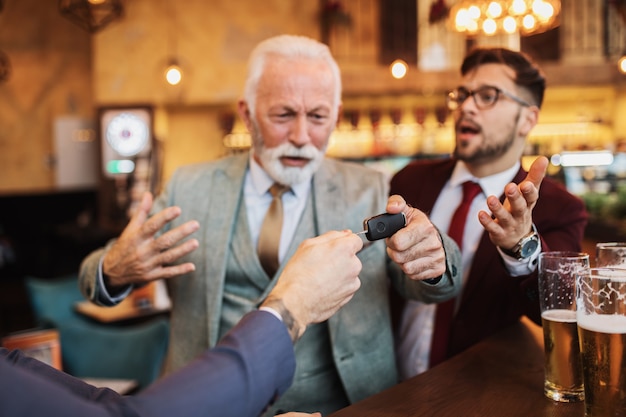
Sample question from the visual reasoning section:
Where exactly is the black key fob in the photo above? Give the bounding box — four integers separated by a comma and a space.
361, 212, 407, 241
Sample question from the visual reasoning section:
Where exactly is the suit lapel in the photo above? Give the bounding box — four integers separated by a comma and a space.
418, 160, 456, 214
312, 161, 352, 336
312, 160, 345, 233
203, 154, 249, 345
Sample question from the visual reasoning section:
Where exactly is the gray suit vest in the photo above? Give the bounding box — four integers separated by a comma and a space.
221, 188, 349, 415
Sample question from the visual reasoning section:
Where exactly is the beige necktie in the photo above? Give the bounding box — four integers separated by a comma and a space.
258, 183, 290, 276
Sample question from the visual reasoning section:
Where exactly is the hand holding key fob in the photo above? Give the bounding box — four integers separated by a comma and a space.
357, 212, 407, 241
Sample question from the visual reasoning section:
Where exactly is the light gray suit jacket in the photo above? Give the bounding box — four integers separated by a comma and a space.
80, 153, 461, 404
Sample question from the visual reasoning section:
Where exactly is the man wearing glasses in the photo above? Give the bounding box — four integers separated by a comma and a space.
390, 47, 588, 379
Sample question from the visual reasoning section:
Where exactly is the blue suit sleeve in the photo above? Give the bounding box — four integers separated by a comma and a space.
0, 349, 130, 417
0, 310, 295, 417
129, 310, 295, 417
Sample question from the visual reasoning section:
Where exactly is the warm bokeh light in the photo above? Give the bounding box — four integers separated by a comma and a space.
510, 0, 527, 14
532, 0, 554, 21
483, 19, 497, 35
390, 59, 408, 79
455, 8, 470, 31
523, 14, 536, 30
619, 56, 626, 74
487, 2, 503, 18
165, 64, 182, 85
448, 0, 560, 36
467, 19, 479, 33
468, 5, 481, 19
503, 16, 517, 33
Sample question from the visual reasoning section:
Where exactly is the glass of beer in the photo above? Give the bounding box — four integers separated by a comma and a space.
538, 251, 589, 402
596, 242, 626, 267
576, 267, 626, 416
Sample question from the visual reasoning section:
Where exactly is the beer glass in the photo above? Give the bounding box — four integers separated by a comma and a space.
538, 251, 589, 402
596, 242, 626, 267
576, 267, 626, 417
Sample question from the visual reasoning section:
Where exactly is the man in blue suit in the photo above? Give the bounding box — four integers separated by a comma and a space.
79, 34, 462, 415
1, 230, 363, 417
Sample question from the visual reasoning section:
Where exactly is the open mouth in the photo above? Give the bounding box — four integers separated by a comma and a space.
460, 126, 479, 134
456, 120, 481, 140
280, 155, 310, 166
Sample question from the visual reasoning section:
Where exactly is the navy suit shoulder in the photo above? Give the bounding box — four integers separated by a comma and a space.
0, 311, 294, 417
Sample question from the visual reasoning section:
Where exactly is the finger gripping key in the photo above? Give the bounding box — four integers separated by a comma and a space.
362, 212, 407, 241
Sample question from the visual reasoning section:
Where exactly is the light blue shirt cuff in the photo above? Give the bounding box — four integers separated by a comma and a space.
95, 255, 133, 305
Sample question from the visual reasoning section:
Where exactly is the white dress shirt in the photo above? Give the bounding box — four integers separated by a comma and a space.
396, 160, 541, 379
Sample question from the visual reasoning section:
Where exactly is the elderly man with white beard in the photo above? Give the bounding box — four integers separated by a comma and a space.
78, 34, 462, 416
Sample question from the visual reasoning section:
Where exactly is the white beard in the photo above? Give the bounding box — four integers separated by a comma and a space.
255, 141, 326, 186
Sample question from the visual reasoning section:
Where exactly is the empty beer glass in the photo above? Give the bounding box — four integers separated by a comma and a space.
596, 242, 626, 267
538, 251, 589, 402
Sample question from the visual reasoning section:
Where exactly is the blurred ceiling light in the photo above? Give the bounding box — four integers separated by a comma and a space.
619, 55, 626, 74
449, 0, 560, 37
553, 151, 614, 167
390, 59, 408, 79
165, 61, 183, 86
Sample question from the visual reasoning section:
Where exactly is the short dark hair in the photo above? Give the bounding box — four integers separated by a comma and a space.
461, 47, 546, 108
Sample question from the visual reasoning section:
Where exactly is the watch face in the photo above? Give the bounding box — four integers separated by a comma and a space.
105, 112, 149, 157
520, 237, 540, 258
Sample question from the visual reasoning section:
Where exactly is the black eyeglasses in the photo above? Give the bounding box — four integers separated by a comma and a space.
446, 85, 531, 111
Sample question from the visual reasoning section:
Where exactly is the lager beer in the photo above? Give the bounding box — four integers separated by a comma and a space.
578, 313, 626, 417
538, 251, 588, 402
541, 309, 584, 402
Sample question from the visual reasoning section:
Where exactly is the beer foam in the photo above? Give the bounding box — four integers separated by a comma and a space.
542, 309, 576, 322
577, 313, 626, 334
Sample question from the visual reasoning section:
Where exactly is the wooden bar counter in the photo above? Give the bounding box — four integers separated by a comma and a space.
329, 317, 584, 417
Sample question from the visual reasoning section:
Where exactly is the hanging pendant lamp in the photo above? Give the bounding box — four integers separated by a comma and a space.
59, 0, 123, 33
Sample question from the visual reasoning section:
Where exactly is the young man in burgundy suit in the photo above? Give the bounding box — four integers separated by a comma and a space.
391, 47, 588, 379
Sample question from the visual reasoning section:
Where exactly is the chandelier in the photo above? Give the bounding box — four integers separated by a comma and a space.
59, 0, 123, 33
448, 0, 561, 37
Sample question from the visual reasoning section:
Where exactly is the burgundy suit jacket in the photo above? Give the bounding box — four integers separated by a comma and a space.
390, 157, 588, 359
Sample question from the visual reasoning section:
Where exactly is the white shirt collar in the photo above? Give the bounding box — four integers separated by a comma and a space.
450, 160, 521, 197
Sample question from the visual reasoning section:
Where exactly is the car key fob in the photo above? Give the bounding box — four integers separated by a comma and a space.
358, 212, 407, 241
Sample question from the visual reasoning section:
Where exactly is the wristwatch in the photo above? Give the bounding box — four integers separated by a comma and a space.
502, 224, 539, 260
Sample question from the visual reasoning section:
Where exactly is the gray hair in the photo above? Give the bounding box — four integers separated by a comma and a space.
242, 34, 342, 117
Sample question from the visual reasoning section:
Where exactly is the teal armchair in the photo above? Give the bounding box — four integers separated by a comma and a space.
24, 275, 169, 390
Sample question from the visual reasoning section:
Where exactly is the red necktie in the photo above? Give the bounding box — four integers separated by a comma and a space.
429, 180, 482, 367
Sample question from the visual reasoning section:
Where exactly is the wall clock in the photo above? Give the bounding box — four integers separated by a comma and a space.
97, 105, 156, 231
99, 106, 153, 177
105, 112, 149, 157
